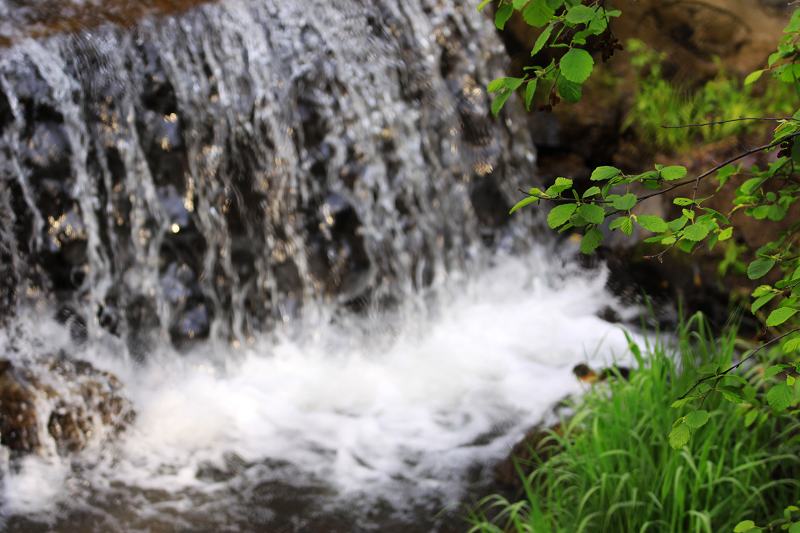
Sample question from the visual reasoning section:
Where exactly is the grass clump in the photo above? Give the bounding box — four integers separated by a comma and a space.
623, 39, 798, 152
468, 314, 800, 533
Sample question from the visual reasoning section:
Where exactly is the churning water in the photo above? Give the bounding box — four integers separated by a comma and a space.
1, 251, 638, 531
0, 0, 640, 530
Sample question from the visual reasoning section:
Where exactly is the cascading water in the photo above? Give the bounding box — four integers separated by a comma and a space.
0, 0, 639, 531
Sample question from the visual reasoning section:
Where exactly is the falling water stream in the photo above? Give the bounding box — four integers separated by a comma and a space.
0, 0, 639, 530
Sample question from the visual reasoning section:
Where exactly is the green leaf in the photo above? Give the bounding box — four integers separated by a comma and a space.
636, 215, 668, 233
556, 76, 582, 103
512, 0, 528, 8
683, 223, 710, 242
524, 79, 538, 110
765, 364, 790, 379
718, 227, 733, 241
586, 13, 607, 35
766, 382, 794, 411
684, 410, 709, 429
531, 24, 553, 57
766, 307, 798, 327
671, 397, 693, 409
522, 0, 555, 27
491, 91, 512, 117
487, 78, 504, 93
612, 193, 637, 211
744, 409, 759, 428
720, 386, 745, 404
495, 4, 514, 29
590, 166, 621, 181
488, 77, 524, 94
752, 285, 773, 297
559, 48, 594, 83
582, 186, 601, 198
565, 4, 595, 24
734, 520, 756, 533
668, 422, 690, 449
580, 227, 603, 254
673, 197, 694, 206
660, 165, 688, 181
509, 196, 538, 214
609, 216, 633, 235
547, 203, 577, 229
577, 204, 605, 224
783, 336, 800, 354
747, 258, 776, 280
788, 522, 800, 533
751, 293, 777, 313
668, 216, 689, 231
545, 176, 573, 196
744, 69, 765, 85
477, 0, 493, 11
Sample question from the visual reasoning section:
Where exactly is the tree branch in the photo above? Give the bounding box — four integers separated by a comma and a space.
661, 117, 796, 129
637, 132, 800, 204
678, 327, 800, 401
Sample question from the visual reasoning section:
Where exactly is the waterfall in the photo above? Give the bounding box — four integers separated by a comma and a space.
0, 0, 538, 352
0, 1, 636, 531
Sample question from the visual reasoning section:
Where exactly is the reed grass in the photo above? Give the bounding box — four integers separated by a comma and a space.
468, 314, 800, 532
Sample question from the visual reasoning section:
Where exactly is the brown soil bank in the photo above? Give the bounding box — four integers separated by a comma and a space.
0, 0, 216, 47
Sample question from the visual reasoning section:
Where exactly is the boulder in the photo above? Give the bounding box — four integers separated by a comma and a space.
0, 360, 40, 454
0, 355, 134, 457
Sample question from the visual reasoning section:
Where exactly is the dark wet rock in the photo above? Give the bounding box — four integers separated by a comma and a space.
0, 355, 134, 457
572, 363, 631, 384
170, 302, 211, 346
0, 359, 41, 454
39, 207, 89, 292
0, 187, 19, 325
195, 452, 249, 483
55, 305, 89, 344
0, 89, 12, 135
47, 402, 92, 454
494, 423, 562, 490
125, 295, 161, 360
24, 122, 71, 180
602, 244, 744, 332
307, 192, 373, 300
469, 178, 510, 229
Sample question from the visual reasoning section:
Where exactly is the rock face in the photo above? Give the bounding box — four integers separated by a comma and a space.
0, 356, 134, 456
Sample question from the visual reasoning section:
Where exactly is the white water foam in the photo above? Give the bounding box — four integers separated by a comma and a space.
0, 250, 641, 526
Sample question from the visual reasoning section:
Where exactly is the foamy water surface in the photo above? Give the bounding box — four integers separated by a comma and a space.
0, 250, 642, 531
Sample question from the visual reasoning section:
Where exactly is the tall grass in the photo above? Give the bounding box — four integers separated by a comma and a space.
623, 40, 799, 152
468, 314, 800, 533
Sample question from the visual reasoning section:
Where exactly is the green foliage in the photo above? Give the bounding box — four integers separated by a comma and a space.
467, 315, 800, 532
479, 0, 621, 115
486, 3, 800, 528
622, 39, 797, 152
502, 10, 800, 386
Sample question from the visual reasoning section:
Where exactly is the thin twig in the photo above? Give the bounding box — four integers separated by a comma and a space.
661, 117, 796, 129
678, 327, 800, 401
637, 132, 800, 204
518, 188, 614, 204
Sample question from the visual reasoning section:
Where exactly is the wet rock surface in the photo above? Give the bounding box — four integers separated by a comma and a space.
0, 355, 133, 457
0, 0, 538, 351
